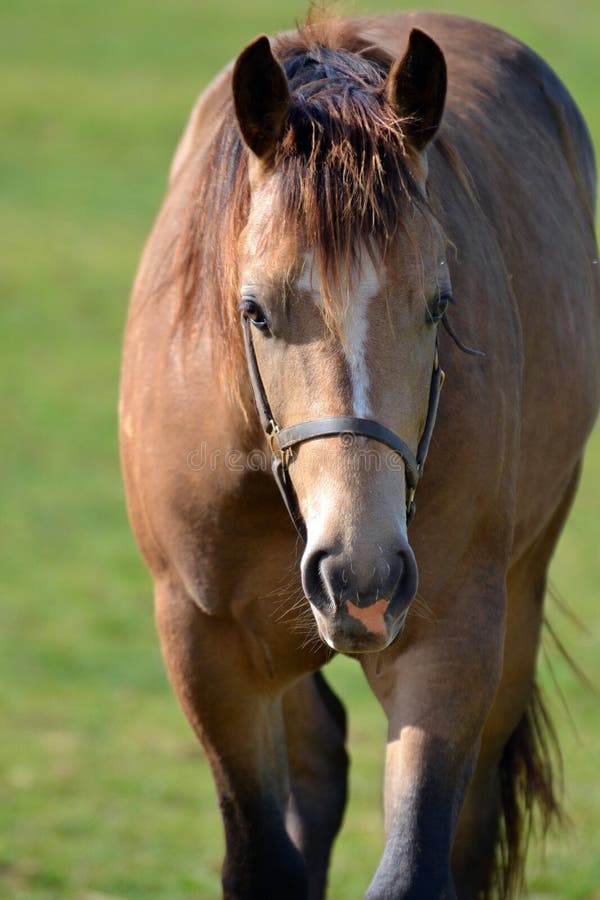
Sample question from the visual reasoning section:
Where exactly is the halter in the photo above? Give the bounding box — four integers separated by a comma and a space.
242, 316, 445, 542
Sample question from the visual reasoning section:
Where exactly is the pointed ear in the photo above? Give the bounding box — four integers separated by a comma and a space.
232, 35, 291, 163
386, 29, 447, 152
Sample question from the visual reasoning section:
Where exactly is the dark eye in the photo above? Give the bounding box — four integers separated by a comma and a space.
426, 292, 451, 324
240, 298, 269, 332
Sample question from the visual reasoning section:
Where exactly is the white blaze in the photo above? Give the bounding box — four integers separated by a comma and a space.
298, 251, 379, 416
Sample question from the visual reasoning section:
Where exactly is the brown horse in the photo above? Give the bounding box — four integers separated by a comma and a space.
120, 11, 599, 899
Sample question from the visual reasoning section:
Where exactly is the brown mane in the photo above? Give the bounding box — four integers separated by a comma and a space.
176, 18, 430, 380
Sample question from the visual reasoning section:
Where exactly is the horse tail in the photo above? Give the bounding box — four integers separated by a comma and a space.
490, 681, 563, 899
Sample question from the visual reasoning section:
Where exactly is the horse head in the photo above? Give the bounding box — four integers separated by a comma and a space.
232, 29, 448, 653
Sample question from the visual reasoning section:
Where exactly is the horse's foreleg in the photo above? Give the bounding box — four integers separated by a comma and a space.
361, 569, 506, 900
155, 583, 308, 900
284, 672, 349, 900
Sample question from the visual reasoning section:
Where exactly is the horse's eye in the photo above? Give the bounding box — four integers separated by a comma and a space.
426, 292, 451, 324
240, 298, 269, 331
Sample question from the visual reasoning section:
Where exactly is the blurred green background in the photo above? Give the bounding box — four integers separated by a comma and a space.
1, 0, 598, 897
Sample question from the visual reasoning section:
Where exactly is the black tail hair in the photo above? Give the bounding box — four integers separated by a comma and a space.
487, 682, 563, 898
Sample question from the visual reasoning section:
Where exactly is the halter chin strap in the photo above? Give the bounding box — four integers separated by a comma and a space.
242, 316, 445, 541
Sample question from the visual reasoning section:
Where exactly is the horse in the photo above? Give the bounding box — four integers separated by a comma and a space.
119, 11, 599, 899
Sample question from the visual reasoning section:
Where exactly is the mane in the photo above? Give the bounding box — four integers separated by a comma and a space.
176, 18, 430, 385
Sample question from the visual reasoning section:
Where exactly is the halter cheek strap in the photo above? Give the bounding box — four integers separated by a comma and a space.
242, 316, 445, 541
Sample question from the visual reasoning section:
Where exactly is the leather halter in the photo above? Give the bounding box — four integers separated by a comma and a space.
242, 316, 445, 542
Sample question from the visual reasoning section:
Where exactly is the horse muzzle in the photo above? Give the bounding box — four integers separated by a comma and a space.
301, 539, 418, 653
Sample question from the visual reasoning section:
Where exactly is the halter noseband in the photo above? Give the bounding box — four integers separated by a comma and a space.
242, 316, 445, 542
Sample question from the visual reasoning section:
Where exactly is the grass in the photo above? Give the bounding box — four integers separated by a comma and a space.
0, 0, 598, 897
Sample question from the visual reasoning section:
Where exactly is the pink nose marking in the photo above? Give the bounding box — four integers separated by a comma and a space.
345, 598, 389, 636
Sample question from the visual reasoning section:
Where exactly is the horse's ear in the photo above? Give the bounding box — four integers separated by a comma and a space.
386, 29, 447, 152
232, 35, 291, 164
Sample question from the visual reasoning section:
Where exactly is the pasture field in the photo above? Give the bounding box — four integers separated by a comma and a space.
1, 0, 598, 897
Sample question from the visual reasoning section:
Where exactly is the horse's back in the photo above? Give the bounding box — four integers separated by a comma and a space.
361, 12, 596, 189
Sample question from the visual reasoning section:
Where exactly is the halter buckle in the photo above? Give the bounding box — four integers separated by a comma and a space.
266, 419, 281, 455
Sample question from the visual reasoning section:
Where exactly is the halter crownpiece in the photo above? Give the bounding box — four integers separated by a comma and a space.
241, 316, 445, 541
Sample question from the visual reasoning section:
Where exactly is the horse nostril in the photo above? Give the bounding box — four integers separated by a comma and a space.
302, 541, 418, 610
301, 548, 330, 606
396, 544, 419, 603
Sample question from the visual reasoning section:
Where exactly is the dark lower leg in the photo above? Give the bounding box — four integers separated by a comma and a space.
155, 586, 308, 900
284, 672, 349, 900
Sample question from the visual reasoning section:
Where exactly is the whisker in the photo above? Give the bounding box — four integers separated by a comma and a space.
410, 592, 437, 625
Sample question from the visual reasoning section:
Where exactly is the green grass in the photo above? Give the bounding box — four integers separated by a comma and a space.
1, 0, 598, 897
